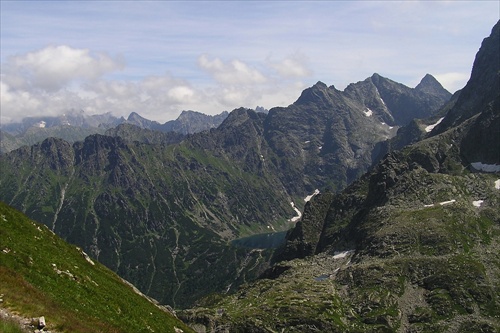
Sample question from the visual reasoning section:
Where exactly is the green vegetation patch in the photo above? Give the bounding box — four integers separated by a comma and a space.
0, 201, 193, 333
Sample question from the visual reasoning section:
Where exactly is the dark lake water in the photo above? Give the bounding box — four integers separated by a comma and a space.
231, 230, 287, 249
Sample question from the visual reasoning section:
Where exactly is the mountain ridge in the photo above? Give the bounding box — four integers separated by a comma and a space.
180, 20, 500, 332
0, 69, 453, 309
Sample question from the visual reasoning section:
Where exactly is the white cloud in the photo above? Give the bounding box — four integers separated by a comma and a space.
268, 53, 311, 78
168, 86, 195, 103
198, 55, 267, 85
3, 45, 124, 92
0, 47, 314, 124
0, 45, 206, 122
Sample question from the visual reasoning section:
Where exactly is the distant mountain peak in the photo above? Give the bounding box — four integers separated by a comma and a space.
294, 81, 335, 106
370, 72, 384, 83
415, 74, 449, 95
313, 81, 328, 88
127, 112, 146, 121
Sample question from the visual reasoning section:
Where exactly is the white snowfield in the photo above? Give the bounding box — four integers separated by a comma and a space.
495, 179, 500, 190
333, 250, 353, 259
473, 200, 484, 207
423, 199, 457, 207
363, 108, 373, 117
424, 117, 444, 133
439, 199, 456, 206
289, 190, 322, 222
304, 189, 320, 202
471, 162, 500, 173
290, 202, 302, 222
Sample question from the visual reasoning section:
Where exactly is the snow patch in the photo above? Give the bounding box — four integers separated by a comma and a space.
304, 141, 310, 144
472, 200, 484, 207
495, 179, 500, 189
439, 199, 456, 206
290, 202, 302, 222
380, 97, 386, 106
304, 189, 320, 202
424, 204, 434, 208
318, 146, 322, 150
471, 162, 500, 173
363, 108, 373, 117
425, 117, 444, 133
333, 250, 353, 259
36, 121, 46, 128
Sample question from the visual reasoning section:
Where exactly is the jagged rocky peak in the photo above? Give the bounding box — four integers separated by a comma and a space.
218, 107, 263, 129
434, 20, 500, 133
415, 73, 449, 95
294, 81, 338, 106
177, 110, 210, 121
161, 110, 229, 134
370, 72, 383, 84
126, 111, 160, 127
127, 111, 143, 121
74, 133, 126, 165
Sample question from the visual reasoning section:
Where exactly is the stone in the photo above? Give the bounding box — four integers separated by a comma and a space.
37, 316, 46, 329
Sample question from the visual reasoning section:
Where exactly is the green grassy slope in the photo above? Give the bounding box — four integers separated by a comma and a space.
0, 201, 193, 333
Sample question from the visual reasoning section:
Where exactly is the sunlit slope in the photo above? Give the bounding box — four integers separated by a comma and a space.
0, 201, 193, 333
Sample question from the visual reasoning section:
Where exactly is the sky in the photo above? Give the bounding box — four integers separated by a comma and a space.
1, 1, 498, 124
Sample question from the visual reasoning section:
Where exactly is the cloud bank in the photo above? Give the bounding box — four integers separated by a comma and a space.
1, 1, 498, 123
1, 46, 311, 123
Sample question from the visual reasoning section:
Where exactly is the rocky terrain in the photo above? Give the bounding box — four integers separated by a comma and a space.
179, 20, 500, 332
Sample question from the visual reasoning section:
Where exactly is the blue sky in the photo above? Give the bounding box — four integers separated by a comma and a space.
1, 1, 498, 123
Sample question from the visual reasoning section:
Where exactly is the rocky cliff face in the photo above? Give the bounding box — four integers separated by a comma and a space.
263, 73, 450, 193
180, 21, 500, 332
435, 21, 500, 134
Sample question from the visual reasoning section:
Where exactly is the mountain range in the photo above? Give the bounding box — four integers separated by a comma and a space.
0, 69, 451, 309
0, 19, 498, 333
181, 20, 500, 332
0, 110, 230, 154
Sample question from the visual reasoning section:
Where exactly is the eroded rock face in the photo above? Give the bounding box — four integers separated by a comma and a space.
180, 20, 500, 332
435, 20, 500, 133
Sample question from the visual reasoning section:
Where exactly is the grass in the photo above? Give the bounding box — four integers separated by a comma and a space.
0, 317, 27, 333
0, 201, 193, 333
